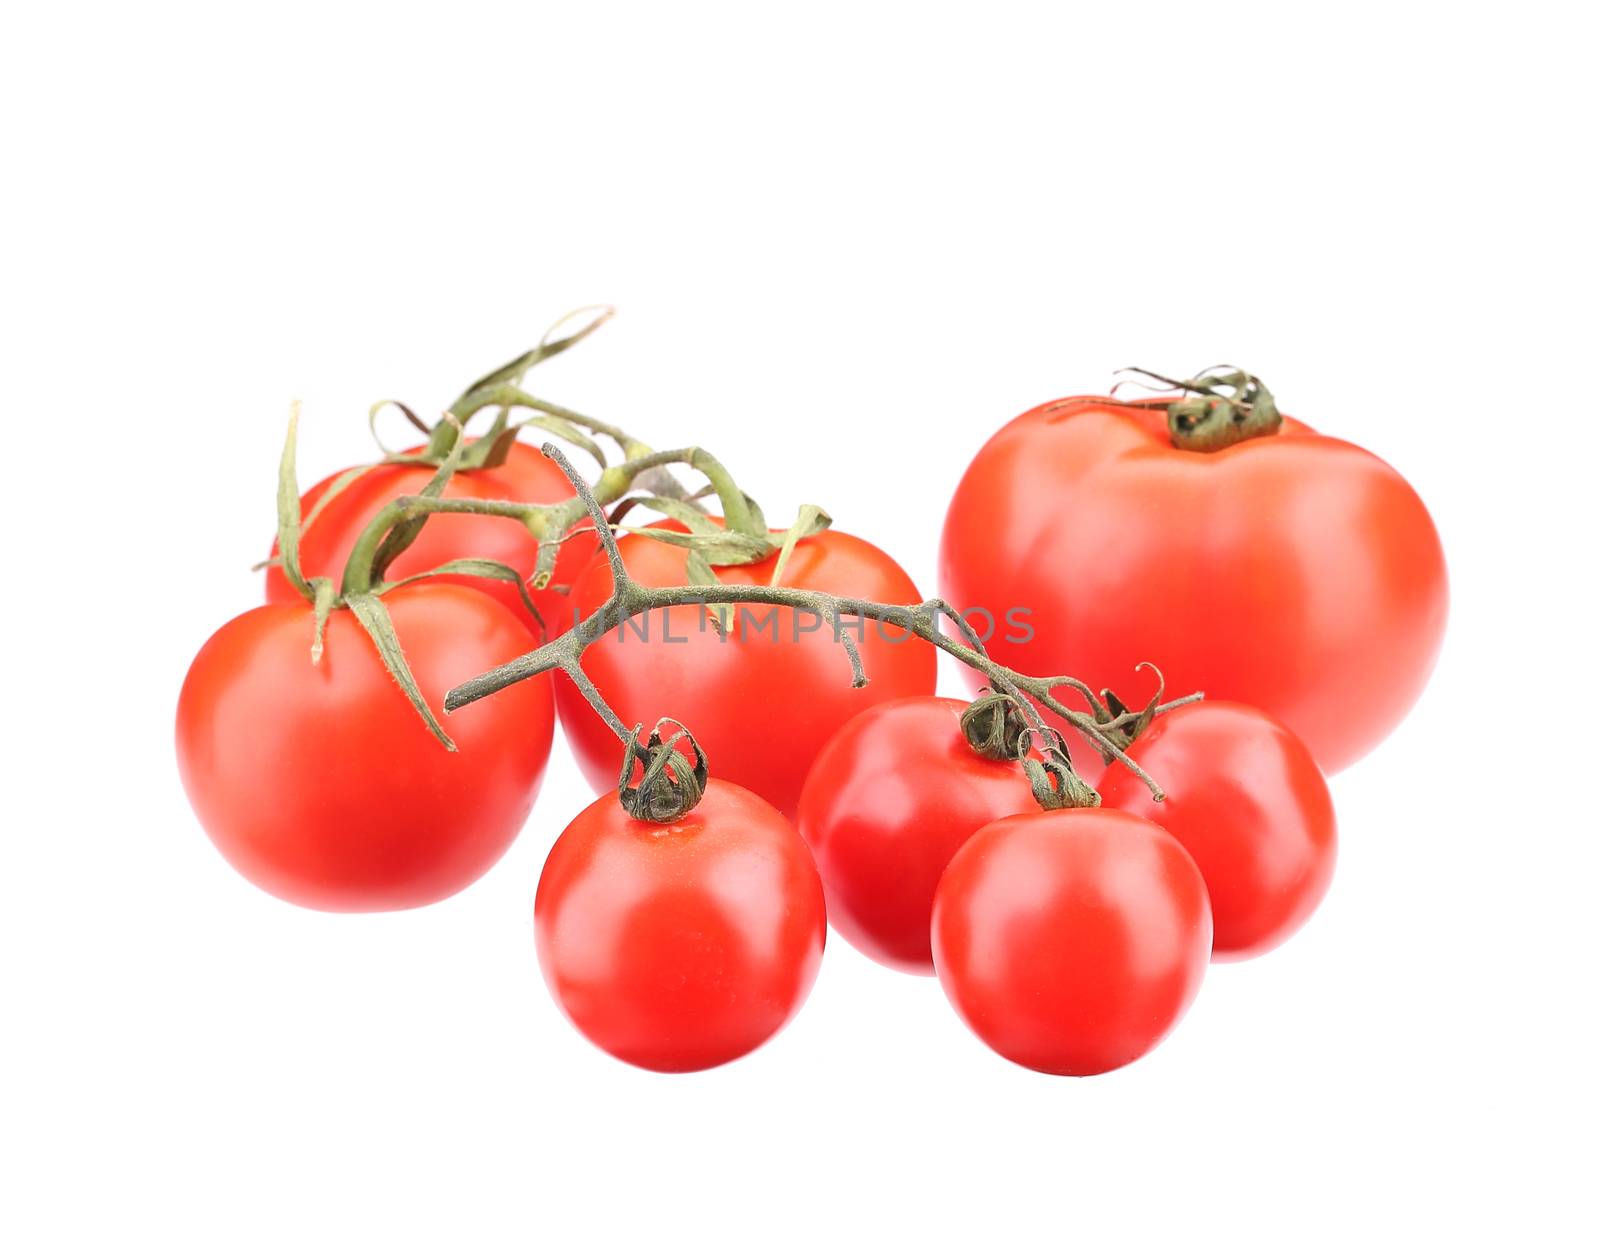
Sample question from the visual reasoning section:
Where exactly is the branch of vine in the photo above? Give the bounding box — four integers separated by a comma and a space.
443, 444, 1201, 801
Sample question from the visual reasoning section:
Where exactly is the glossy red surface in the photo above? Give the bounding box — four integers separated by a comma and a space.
176, 584, 554, 910
933, 808, 1212, 1075
557, 525, 936, 817
796, 696, 1038, 973
536, 779, 826, 1072
1098, 701, 1337, 961
940, 399, 1447, 773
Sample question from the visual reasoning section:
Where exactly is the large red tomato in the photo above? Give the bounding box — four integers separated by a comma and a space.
1097, 700, 1336, 961
556, 525, 937, 818
939, 397, 1447, 773
796, 696, 1038, 974
265, 440, 593, 636
176, 583, 555, 911
932, 808, 1212, 1076
535, 779, 827, 1072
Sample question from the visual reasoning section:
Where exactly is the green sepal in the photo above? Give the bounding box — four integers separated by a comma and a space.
456, 406, 608, 473
741, 491, 769, 537
622, 525, 775, 566
361, 426, 468, 589
345, 591, 456, 751
616, 497, 829, 604
767, 504, 832, 588
275, 403, 312, 601
627, 467, 707, 509
683, 549, 735, 635
308, 577, 338, 663
623, 494, 727, 538
507, 416, 606, 470
373, 557, 547, 636
456, 408, 515, 468
662, 484, 764, 531
367, 399, 432, 457
452, 306, 615, 406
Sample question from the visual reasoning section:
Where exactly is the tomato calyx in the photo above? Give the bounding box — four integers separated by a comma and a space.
956, 656, 1166, 810
1093, 662, 1167, 752
1019, 735, 1101, 810
958, 688, 1097, 807
1117, 366, 1282, 452
617, 720, 709, 824
960, 689, 1029, 760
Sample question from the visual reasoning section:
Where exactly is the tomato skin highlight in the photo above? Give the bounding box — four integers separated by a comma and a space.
932, 808, 1212, 1076
556, 525, 937, 818
939, 399, 1448, 774
1097, 700, 1336, 961
535, 779, 827, 1073
796, 696, 1039, 974
265, 440, 593, 636
176, 584, 555, 912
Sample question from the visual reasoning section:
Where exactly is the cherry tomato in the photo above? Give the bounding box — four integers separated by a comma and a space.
176, 583, 554, 911
535, 779, 826, 1072
1097, 700, 1336, 961
796, 696, 1038, 974
939, 398, 1447, 773
556, 525, 936, 818
933, 808, 1211, 1075
265, 440, 593, 636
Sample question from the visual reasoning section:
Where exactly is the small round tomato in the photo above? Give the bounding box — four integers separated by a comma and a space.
1097, 700, 1336, 961
796, 696, 1039, 974
940, 393, 1447, 773
265, 440, 592, 635
176, 583, 554, 911
535, 779, 826, 1072
556, 524, 936, 818
933, 808, 1211, 1075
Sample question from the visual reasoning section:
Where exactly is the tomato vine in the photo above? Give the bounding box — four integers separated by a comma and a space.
442, 443, 1202, 814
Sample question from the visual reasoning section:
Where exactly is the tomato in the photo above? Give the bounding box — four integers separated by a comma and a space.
176, 583, 554, 911
535, 779, 826, 1072
932, 808, 1211, 1075
939, 396, 1447, 773
1096, 700, 1336, 961
556, 525, 937, 818
265, 440, 593, 636
796, 696, 1039, 973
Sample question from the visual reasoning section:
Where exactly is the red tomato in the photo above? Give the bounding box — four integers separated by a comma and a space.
176, 583, 554, 911
939, 398, 1447, 773
556, 525, 937, 818
1097, 700, 1336, 961
933, 808, 1212, 1075
535, 779, 826, 1072
265, 440, 593, 636
796, 696, 1039, 974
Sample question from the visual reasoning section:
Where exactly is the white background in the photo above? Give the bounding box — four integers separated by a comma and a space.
3, 3, 1596, 1237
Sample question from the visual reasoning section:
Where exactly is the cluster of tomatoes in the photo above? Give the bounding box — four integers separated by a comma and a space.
176, 342, 1447, 1076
